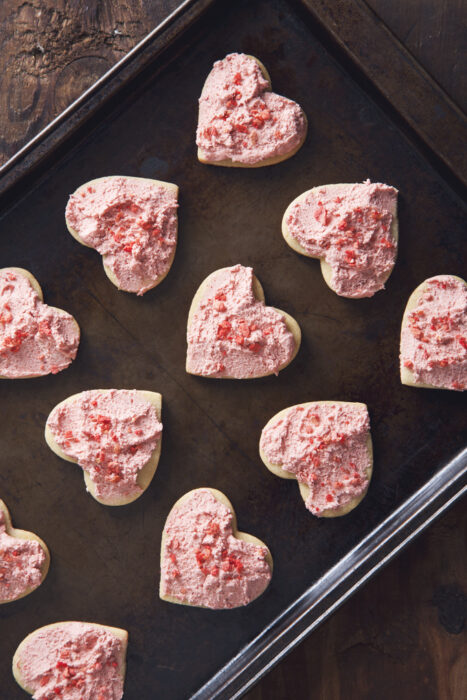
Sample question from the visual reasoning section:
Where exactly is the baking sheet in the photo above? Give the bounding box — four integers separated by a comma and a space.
0, 0, 466, 698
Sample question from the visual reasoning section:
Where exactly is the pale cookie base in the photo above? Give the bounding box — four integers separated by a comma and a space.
186, 267, 301, 379
160, 487, 273, 608
45, 390, 162, 506
197, 56, 308, 168
400, 275, 467, 389
282, 184, 399, 298
0, 268, 80, 380
259, 401, 373, 517
0, 500, 50, 604
12, 622, 128, 697
65, 176, 179, 294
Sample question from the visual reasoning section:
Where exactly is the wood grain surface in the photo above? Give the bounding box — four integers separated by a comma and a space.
247, 498, 467, 700
368, 0, 466, 113
0, 0, 181, 165
0, 1, 465, 699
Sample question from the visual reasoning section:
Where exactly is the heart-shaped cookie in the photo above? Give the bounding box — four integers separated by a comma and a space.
260, 402, 373, 516
197, 53, 307, 167
186, 264, 301, 378
65, 175, 179, 295
400, 275, 466, 391
13, 621, 128, 700
160, 488, 272, 609
0, 500, 50, 604
0, 268, 80, 379
45, 389, 163, 506
282, 181, 398, 298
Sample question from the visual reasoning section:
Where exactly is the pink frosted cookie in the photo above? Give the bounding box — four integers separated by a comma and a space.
160, 488, 272, 609
45, 389, 163, 506
400, 275, 467, 391
186, 264, 301, 379
260, 402, 373, 517
197, 53, 307, 167
0, 268, 80, 379
282, 180, 398, 298
0, 500, 49, 604
65, 175, 179, 295
13, 621, 128, 700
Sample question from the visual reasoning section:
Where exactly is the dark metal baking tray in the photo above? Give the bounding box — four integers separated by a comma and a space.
0, 1, 465, 698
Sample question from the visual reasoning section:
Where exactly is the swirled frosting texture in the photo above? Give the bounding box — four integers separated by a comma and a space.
66, 176, 178, 295
161, 489, 271, 609
47, 390, 162, 501
197, 53, 306, 165
285, 180, 398, 297
15, 622, 125, 700
0, 269, 79, 378
260, 403, 371, 515
400, 275, 467, 390
0, 511, 45, 602
186, 265, 296, 378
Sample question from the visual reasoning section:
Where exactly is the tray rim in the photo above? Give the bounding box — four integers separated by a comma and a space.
0, 0, 466, 697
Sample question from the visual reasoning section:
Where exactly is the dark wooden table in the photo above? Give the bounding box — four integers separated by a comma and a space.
1, 2, 465, 698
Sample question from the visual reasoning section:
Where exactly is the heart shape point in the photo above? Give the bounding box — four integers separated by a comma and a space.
46, 389, 163, 506
400, 275, 467, 391
0, 500, 50, 604
186, 264, 301, 379
13, 621, 128, 700
0, 268, 80, 379
283, 181, 398, 298
65, 175, 179, 295
160, 488, 272, 609
260, 402, 373, 517
197, 53, 307, 167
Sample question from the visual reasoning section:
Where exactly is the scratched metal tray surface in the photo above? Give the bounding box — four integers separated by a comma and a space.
0, 0, 466, 698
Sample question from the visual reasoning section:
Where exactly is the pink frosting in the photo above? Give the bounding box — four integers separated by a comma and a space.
186, 265, 296, 378
197, 53, 306, 165
285, 180, 398, 297
400, 275, 467, 391
0, 269, 79, 378
47, 390, 162, 501
161, 489, 271, 609
15, 622, 125, 700
260, 403, 371, 516
0, 510, 45, 602
66, 177, 178, 295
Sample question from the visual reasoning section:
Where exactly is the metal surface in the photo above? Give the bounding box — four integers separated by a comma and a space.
0, 0, 465, 698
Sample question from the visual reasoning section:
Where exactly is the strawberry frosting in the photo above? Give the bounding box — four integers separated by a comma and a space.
66, 176, 178, 295
15, 622, 125, 700
0, 269, 79, 379
186, 265, 297, 378
400, 275, 467, 391
161, 489, 272, 609
47, 390, 162, 501
285, 180, 398, 297
0, 510, 46, 602
260, 403, 371, 516
197, 53, 306, 165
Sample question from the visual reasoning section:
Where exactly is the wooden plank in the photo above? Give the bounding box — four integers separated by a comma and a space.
247, 497, 467, 700
0, 0, 214, 198
300, 0, 467, 187
0, 0, 182, 165
367, 0, 466, 113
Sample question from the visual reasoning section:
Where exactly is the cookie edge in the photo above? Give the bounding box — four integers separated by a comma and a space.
159, 487, 273, 609
44, 389, 163, 506
259, 401, 373, 517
